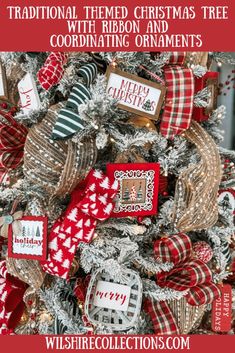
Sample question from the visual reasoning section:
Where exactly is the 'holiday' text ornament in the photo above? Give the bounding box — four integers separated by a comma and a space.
8, 216, 48, 261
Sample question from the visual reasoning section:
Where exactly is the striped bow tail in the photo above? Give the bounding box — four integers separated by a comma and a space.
144, 298, 179, 335
160, 52, 194, 139
37, 52, 68, 91
0, 109, 28, 184
41, 169, 118, 279
51, 63, 98, 140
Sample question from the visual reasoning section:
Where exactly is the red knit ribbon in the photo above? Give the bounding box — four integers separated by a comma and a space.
41, 170, 118, 279
154, 234, 221, 305
160, 52, 194, 139
37, 52, 68, 90
0, 110, 28, 184
0, 261, 28, 334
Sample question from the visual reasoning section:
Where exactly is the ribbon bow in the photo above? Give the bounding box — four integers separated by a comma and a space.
155, 233, 220, 305
51, 63, 98, 140
41, 169, 118, 279
0, 211, 23, 239
0, 110, 28, 184
144, 233, 221, 335
160, 52, 194, 139
0, 261, 28, 334
0, 200, 23, 239
37, 52, 68, 91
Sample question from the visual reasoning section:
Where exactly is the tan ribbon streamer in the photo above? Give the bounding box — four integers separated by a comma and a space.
173, 121, 222, 232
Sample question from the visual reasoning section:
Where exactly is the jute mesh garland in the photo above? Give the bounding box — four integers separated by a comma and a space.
168, 297, 205, 334
173, 120, 222, 232
6, 258, 45, 290
23, 103, 97, 196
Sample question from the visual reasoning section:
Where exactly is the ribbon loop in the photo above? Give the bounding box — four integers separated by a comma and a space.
154, 234, 220, 306
0, 110, 28, 184
160, 52, 194, 139
41, 169, 118, 279
154, 233, 192, 265
37, 52, 68, 91
51, 63, 97, 140
0, 261, 28, 333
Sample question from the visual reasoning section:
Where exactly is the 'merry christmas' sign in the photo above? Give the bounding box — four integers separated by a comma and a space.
106, 67, 166, 120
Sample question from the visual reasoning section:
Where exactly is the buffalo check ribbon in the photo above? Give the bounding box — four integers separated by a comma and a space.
51, 63, 98, 140
41, 169, 118, 279
160, 52, 194, 139
0, 109, 28, 184
144, 233, 221, 334
37, 52, 68, 91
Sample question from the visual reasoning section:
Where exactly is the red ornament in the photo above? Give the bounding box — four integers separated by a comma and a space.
137, 216, 144, 224
193, 241, 213, 263
162, 191, 169, 197
159, 175, 168, 195
0, 103, 7, 109
106, 163, 160, 218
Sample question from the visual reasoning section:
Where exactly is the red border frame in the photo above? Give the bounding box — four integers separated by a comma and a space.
218, 189, 235, 215
8, 216, 48, 260
106, 163, 160, 218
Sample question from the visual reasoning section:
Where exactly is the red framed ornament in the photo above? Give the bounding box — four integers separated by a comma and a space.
218, 189, 235, 215
193, 72, 219, 122
8, 216, 48, 261
106, 163, 160, 218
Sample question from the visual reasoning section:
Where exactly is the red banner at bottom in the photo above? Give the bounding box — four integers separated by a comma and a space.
0, 335, 234, 353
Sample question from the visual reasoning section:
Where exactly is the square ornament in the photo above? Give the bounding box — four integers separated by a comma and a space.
8, 216, 48, 260
106, 163, 160, 217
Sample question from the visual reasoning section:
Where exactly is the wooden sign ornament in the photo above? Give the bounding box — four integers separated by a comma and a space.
0, 60, 8, 100
106, 66, 166, 120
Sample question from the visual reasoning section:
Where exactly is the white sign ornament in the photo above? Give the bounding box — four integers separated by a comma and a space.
8, 216, 47, 260
18, 73, 41, 113
0, 61, 8, 100
106, 67, 166, 120
93, 280, 131, 312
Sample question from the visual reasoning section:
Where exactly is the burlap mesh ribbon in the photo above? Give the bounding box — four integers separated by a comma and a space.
23, 103, 97, 197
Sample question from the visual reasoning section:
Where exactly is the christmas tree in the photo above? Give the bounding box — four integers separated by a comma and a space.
122, 184, 130, 201
0, 51, 234, 336
130, 185, 137, 201
142, 99, 152, 111
137, 183, 143, 201
35, 226, 41, 237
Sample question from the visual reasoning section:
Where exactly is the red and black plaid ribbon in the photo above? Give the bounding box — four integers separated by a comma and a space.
160, 52, 194, 139
144, 298, 179, 335
145, 233, 221, 334
154, 234, 220, 303
0, 109, 27, 183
